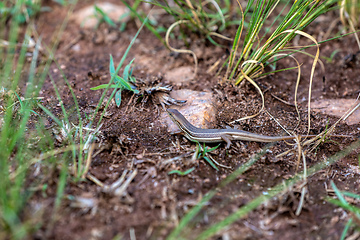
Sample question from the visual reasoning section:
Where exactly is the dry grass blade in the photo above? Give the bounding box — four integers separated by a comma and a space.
264, 110, 292, 138
340, 0, 360, 50
234, 52, 303, 132
303, 96, 360, 151
10, 144, 85, 180
160, 0, 234, 80
343, 95, 360, 121
184, 0, 201, 26
86, 173, 105, 188
208, 32, 232, 41
224, 0, 244, 81
87, 169, 138, 197
229, 27, 321, 131
273, 29, 320, 136
81, 143, 96, 179
114, 169, 138, 196
165, 20, 198, 79
295, 151, 307, 216
207, 155, 232, 169
230, 61, 265, 124
191, 139, 360, 240
270, 53, 302, 130
202, 0, 225, 27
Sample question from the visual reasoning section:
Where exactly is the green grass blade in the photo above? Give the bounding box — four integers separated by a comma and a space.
94, 5, 117, 27
109, 54, 116, 75
194, 139, 360, 239
123, 58, 135, 81
115, 90, 122, 107
93, 14, 149, 129
115, 75, 133, 90
168, 168, 195, 176
120, 0, 164, 45
203, 156, 219, 171
90, 84, 119, 90
168, 143, 272, 239
341, 218, 353, 240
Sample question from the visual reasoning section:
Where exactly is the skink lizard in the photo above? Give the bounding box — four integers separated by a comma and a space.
167, 108, 311, 149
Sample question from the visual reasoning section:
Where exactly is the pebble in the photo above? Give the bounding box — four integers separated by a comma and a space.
71, 2, 130, 29
161, 89, 216, 133
311, 98, 360, 125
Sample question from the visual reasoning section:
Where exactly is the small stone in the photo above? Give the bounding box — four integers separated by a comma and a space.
311, 99, 360, 125
161, 89, 215, 133
71, 2, 130, 29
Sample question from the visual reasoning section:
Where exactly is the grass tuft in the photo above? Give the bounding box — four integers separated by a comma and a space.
0, 1, 61, 237
327, 181, 360, 239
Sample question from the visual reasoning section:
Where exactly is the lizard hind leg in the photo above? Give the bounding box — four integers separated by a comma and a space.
220, 134, 232, 149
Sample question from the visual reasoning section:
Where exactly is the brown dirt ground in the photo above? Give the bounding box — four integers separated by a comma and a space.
16, 1, 360, 240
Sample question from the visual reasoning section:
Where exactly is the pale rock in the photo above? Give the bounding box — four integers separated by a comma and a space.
72, 2, 130, 29
311, 99, 360, 125
161, 89, 215, 133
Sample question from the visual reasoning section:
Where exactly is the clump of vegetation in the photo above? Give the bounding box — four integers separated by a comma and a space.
327, 181, 360, 240
226, 0, 336, 84
341, 0, 360, 28
1, 0, 359, 239
149, 0, 232, 42
0, 2, 55, 238
340, 0, 360, 50
90, 55, 138, 107
0, 0, 146, 237
147, 0, 235, 77
0, 0, 54, 23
